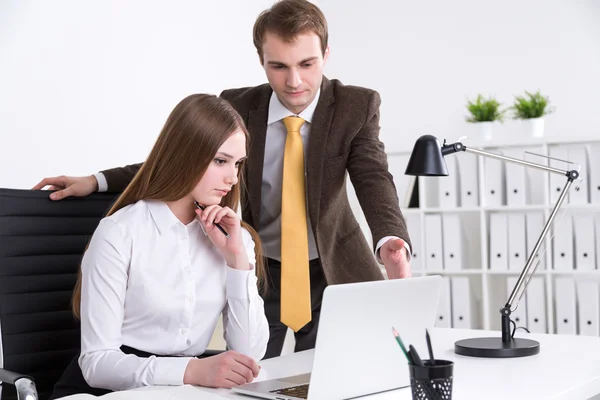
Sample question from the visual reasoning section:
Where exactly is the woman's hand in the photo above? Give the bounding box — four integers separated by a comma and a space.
183, 350, 260, 388
195, 205, 250, 270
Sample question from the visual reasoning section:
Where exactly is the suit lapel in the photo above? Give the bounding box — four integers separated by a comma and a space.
245, 85, 272, 228
306, 77, 335, 231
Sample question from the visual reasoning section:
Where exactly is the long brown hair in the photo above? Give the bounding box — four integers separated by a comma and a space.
253, 0, 328, 64
72, 94, 265, 318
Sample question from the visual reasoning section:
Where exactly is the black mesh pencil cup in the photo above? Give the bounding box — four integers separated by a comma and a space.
408, 359, 453, 400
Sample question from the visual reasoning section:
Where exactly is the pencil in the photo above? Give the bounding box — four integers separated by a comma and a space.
426, 329, 435, 365
194, 201, 231, 239
391, 327, 410, 363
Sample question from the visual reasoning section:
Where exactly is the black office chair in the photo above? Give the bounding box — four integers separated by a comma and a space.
0, 188, 117, 400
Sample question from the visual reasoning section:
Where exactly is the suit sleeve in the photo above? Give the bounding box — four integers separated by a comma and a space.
100, 163, 143, 193
346, 91, 412, 252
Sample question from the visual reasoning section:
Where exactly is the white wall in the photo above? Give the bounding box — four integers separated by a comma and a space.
0, 0, 273, 188
321, 0, 600, 152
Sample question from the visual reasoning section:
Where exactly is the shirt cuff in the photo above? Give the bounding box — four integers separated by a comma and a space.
94, 172, 108, 192
226, 267, 254, 300
375, 236, 412, 264
153, 356, 194, 386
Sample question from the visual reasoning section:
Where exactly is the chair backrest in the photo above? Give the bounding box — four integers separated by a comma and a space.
0, 189, 117, 400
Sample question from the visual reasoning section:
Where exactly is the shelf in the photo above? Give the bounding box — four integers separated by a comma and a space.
482, 204, 547, 212
485, 270, 549, 276
418, 269, 483, 275
420, 207, 481, 213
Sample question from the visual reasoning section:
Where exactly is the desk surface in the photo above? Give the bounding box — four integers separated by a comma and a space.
66, 327, 600, 400
201, 327, 600, 400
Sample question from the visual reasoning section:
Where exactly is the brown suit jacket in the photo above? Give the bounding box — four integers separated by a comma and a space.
101, 77, 411, 285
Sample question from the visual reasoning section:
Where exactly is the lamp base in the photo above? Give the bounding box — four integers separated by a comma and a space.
455, 337, 540, 358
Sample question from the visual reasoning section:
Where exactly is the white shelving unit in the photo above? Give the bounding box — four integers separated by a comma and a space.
382, 136, 600, 335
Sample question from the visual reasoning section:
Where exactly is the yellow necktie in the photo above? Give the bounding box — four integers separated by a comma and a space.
280, 116, 311, 332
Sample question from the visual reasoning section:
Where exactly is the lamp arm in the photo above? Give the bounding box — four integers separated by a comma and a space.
463, 146, 569, 176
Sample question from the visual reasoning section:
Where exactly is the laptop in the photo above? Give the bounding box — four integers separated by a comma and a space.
232, 275, 442, 400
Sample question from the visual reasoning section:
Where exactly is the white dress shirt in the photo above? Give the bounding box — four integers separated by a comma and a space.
78, 200, 269, 391
95, 91, 410, 263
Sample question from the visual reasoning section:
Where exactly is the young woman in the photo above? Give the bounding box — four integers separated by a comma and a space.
50, 94, 269, 398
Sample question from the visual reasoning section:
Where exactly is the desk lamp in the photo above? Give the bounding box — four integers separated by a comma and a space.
405, 135, 579, 358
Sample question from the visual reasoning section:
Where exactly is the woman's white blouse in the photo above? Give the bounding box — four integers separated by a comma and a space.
78, 200, 269, 391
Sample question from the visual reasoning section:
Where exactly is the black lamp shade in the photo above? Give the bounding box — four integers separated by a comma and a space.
405, 135, 449, 176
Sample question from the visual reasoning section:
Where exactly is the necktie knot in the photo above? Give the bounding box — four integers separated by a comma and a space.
283, 116, 305, 133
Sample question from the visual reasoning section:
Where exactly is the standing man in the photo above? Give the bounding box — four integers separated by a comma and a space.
34, 0, 412, 359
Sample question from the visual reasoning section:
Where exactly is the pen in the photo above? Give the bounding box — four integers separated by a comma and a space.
194, 201, 230, 239
426, 329, 435, 365
408, 344, 424, 367
391, 327, 410, 363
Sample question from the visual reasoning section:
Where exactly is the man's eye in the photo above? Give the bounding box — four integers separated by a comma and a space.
273, 65, 285, 70
301, 63, 313, 68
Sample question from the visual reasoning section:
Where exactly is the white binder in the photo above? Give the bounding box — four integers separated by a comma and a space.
552, 213, 574, 272
507, 276, 528, 330
435, 276, 452, 328
526, 212, 547, 271
489, 213, 508, 271
455, 152, 479, 207
526, 277, 547, 333
554, 277, 577, 335
404, 213, 423, 271
436, 156, 458, 208
507, 213, 526, 271
568, 146, 589, 205
442, 214, 463, 271
590, 143, 600, 204
424, 214, 444, 271
503, 148, 527, 206
573, 213, 596, 271
483, 153, 505, 207
549, 145, 570, 205
576, 281, 600, 336
451, 276, 472, 329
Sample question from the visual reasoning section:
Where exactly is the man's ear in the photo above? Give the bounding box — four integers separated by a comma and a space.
258, 52, 264, 67
323, 46, 331, 65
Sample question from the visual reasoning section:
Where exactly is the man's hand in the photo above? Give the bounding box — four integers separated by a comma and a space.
184, 350, 260, 388
380, 238, 411, 279
32, 175, 98, 200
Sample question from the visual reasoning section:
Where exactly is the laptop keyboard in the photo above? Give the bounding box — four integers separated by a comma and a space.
270, 384, 309, 399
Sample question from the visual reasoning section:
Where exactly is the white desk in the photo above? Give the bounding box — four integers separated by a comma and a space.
68, 328, 600, 399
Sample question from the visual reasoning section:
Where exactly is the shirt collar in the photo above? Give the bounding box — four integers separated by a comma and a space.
146, 200, 184, 235
267, 89, 321, 125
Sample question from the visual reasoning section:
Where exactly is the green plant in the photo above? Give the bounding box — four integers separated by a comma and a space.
466, 95, 507, 123
511, 90, 555, 119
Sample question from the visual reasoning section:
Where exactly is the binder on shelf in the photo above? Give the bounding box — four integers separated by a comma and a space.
489, 213, 508, 271
424, 214, 444, 271
503, 148, 527, 206
590, 143, 600, 204
435, 276, 452, 328
450, 276, 472, 329
507, 276, 528, 330
524, 147, 548, 205
552, 213, 574, 272
549, 145, 570, 205
568, 145, 590, 205
442, 214, 463, 271
483, 152, 505, 207
405, 213, 423, 271
526, 212, 547, 271
573, 213, 596, 271
526, 277, 547, 334
436, 156, 458, 208
455, 151, 479, 207
507, 213, 526, 271
576, 281, 600, 336
554, 277, 577, 335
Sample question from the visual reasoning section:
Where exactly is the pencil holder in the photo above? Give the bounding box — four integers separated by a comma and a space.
408, 359, 453, 400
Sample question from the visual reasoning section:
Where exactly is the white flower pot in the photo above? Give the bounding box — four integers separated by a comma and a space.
524, 117, 545, 138
476, 121, 493, 141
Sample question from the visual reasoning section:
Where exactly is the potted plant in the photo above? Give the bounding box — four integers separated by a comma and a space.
510, 90, 554, 138
465, 94, 506, 140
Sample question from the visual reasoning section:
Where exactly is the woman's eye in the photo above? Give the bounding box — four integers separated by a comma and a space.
214, 158, 226, 165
